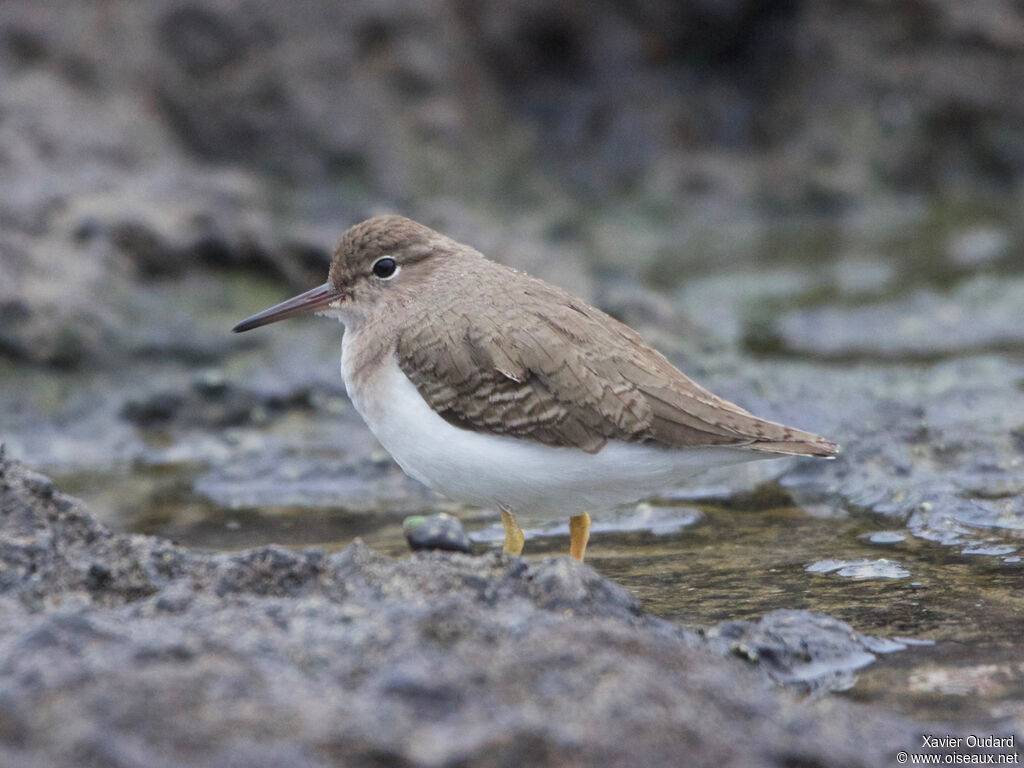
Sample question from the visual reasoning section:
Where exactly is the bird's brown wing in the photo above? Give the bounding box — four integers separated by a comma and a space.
396, 285, 837, 457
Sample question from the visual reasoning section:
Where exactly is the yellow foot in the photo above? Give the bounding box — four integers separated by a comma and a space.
569, 513, 591, 562
500, 508, 525, 555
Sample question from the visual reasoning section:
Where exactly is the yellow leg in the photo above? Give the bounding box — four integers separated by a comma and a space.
569, 513, 591, 562
500, 508, 525, 555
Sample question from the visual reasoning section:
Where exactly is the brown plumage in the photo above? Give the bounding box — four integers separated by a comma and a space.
323, 215, 834, 459
239, 214, 837, 459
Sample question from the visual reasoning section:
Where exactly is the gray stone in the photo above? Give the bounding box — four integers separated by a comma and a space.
403, 513, 472, 553
767, 276, 1024, 360
704, 609, 908, 693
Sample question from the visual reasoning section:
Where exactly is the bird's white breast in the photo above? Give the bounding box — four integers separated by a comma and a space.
341, 329, 768, 519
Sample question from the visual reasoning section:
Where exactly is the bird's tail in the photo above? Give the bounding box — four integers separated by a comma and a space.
748, 431, 839, 459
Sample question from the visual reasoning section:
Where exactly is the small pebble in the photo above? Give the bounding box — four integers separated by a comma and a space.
403, 513, 471, 554
866, 531, 906, 544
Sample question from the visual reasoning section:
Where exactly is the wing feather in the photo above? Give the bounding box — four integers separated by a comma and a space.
396, 282, 836, 457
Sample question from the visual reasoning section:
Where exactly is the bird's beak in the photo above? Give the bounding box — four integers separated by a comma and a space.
232, 282, 343, 333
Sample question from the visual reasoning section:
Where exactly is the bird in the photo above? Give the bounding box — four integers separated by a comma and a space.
232, 215, 838, 561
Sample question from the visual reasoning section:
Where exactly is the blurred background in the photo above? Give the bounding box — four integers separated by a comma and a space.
3, 0, 1024, 531
4, 0, 1024, 360
3, 0, 1024, 724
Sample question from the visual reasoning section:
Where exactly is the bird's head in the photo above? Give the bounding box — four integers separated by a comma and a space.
232, 215, 462, 333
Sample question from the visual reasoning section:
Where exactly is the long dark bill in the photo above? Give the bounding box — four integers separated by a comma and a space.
232, 283, 343, 333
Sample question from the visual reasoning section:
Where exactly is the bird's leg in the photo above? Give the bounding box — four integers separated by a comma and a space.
500, 508, 525, 555
569, 513, 591, 562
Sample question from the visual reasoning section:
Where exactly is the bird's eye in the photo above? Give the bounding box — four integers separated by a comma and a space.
372, 257, 398, 279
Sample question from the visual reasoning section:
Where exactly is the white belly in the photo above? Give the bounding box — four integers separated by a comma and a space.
341, 342, 767, 519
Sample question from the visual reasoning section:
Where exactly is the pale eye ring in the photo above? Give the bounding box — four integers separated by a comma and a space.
372, 256, 398, 279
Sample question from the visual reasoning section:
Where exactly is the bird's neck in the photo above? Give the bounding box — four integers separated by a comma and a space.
339, 309, 401, 386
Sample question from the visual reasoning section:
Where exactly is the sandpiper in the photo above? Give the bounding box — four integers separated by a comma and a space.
233, 215, 837, 561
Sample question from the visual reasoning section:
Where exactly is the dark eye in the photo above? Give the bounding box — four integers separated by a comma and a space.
372, 257, 397, 279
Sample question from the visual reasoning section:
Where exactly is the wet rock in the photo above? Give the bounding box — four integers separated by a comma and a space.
109, 214, 331, 288
0, 454, 954, 768
805, 558, 911, 580
121, 375, 325, 429
704, 610, 908, 694
0, 234, 113, 368
0, 28, 334, 370
767, 276, 1024, 360
764, 353, 1024, 552
0, 453, 188, 603
907, 497, 1024, 555
403, 513, 472, 553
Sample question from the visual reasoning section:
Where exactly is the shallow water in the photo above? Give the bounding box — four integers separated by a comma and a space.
590, 503, 1024, 727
